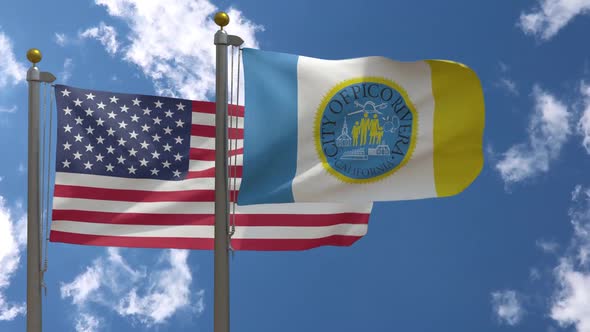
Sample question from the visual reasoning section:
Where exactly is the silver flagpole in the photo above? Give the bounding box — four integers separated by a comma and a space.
25, 49, 55, 332
213, 12, 243, 332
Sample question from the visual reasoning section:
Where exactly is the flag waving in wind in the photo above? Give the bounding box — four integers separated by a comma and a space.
237, 49, 485, 205
50, 85, 372, 251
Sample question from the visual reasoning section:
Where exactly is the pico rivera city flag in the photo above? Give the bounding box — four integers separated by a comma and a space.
50, 84, 373, 251
237, 49, 485, 205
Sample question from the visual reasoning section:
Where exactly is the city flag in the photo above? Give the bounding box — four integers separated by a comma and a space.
238, 49, 485, 205
50, 85, 373, 251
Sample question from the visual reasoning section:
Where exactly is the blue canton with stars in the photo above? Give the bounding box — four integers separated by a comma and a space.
54, 84, 192, 180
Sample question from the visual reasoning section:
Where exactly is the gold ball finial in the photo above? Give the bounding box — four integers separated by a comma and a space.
27, 48, 42, 64
214, 11, 230, 28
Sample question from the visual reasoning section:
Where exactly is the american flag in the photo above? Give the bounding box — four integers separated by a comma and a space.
50, 85, 372, 250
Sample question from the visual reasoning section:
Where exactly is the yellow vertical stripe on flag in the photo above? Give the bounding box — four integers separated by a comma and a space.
428, 60, 485, 197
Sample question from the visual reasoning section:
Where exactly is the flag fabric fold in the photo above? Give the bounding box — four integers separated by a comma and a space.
50, 85, 372, 251
237, 49, 485, 205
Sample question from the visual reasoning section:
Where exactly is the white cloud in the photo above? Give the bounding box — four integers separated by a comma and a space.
79, 22, 120, 55
93, 0, 263, 100
0, 196, 26, 321
497, 78, 519, 96
54, 33, 68, 46
75, 313, 100, 332
61, 248, 201, 328
551, 261, 590, 332
577, 82, 590, 154
548, 186, 590, 332
17, 163, 26, 174
0, 29, 26, 88
491, 290, 524, 326
537, 239, 560, 253
59, 58, 74, 84
519, 0, 590, 40
496, 86, 571, 184
0, 106, 16, 113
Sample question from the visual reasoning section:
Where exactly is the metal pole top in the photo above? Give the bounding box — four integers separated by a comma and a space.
27, 48, 42, 65
214, 11, 230, 30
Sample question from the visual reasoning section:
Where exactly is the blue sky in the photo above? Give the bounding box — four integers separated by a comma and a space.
1, 0, 590, 331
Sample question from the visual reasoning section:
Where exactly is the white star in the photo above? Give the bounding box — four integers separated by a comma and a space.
85, 126, 95, 135
141, 124, 150, 132
153, 117, 162, 125
140, 141, 150, 149
84, 108, 94, 116
164, 110, 174, 118
63, 141, 72, 150
85, 93, 95, 100
95, 153, 105, 162
132, 98, 141, 106
117, 155, 126, 164
61, 89, 71, 97
172, 169, 181, 177
162, 160, 171, 168
63, 107, 73, 115
128, 148, 138, 157
96, 136, 105, 144
174, 136, 184, 144
63, 124, 73, 133
128, 165, 137, 174
150, 168, 160, 175
143, 107, 152, 115
162, 143, 172, 152
85, 144, 94, 152
173, 153, 182, 161
84, 161, 94, 169
120, 105, 129, 113
176, 102, 185, 111
97, 102, 106, 110
62, 159, 71, 168
73, 98, 83, 107
130, 114, 140, 122
107, 111, 117, 119
152, 133, 161, 142
105, 163, 115, 172
106, 145, 115, 154
175, 119, 185, 128
151, 150, 160, 159
96, 118, 105, 126
129, 130, 139, 139
154, 100, 163, 108
163, 126, 173, 135
118, 121, 128, 129
106, 128, 116, 136
73, 151, 82, 160
139, 158, 149, 167
117, 137, 127, 146
74, 134, 83, 142
109, 96, 119, 103
74, 117, 84, 125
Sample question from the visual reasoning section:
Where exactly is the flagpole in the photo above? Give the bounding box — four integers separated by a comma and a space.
25, 49, 55, 332
213, 12, 243, 332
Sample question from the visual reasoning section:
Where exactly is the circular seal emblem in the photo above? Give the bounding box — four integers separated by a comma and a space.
314, 77, 418, 183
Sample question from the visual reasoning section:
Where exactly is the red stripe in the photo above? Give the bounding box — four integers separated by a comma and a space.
192, 101, 244, 117
190, 147, 243, 161
50, 231, 363, 250
187, 166, 242, 178
54, 185, 238, 202
191, 124, 243, 139
52, 209, 369, 226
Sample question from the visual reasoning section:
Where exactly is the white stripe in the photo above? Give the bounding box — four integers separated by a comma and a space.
51, 220, 367, 239
55, 172, 241, 191
190, 136, 243, 150
192, 112, 244, 128
188, 155, 243, 171
53, 197, 373, 214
